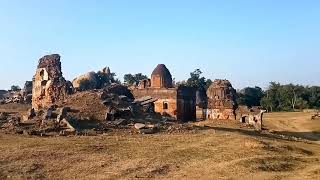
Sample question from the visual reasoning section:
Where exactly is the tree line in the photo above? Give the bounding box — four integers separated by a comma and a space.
236, 82, 320, 112
124, 70, 320, 112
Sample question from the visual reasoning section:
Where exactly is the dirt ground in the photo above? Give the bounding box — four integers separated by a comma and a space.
0, 109, 320, 179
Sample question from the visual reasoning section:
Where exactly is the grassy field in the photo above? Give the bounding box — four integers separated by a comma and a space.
0, 112, 320, 179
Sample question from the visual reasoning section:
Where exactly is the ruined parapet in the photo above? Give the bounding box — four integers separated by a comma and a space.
138, 79, 151, 89
32, 54, 71, 111
207, 79, 237, 120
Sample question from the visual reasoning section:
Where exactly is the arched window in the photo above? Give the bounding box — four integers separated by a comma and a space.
163, 102, 169, 110
40, 70, 45, 80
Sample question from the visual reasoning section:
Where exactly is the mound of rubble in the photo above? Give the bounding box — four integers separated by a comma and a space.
0, 54, 203, 136
0, 81, 33, 105
0, 81, 193, 136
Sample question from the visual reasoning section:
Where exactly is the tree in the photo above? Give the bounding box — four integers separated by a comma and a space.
96, 70, 117, 89
124, 73, 148, 86
307, 86, 320, 109
260, 82, 281, 112
185, 69, 212, 90
237, 86, 264, 107
261, 93, 274, 112
205, 79, 213, 90
11, 85, 21, 92
260, 82, 319, 112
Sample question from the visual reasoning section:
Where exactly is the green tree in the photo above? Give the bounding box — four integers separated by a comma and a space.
261, 82, 281, 112
185, 69, 212, 90
10, 85, 21, 92
261, 82, 318, 112
124, 73, 148, 86
306, 86, 320, 109
96, 70, 117, 88
237, 86, 264, 107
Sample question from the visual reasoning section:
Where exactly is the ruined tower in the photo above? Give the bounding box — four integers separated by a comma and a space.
32, 54, 71, 110
206, 79, 237, 120
151, 64, 173, 89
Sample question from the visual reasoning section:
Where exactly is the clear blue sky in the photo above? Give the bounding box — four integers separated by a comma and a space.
0, 0, 319, 90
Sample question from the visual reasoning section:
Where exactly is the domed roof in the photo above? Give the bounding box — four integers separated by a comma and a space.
151, 64, 173, 88
151, 64, 172, 79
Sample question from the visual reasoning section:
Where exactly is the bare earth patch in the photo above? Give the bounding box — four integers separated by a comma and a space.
0, 111, 319, 179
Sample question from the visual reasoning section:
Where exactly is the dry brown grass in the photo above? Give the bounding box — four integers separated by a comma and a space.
0, 111, 320, 179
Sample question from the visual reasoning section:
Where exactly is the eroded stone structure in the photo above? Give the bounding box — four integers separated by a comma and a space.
236, 106, 265, 131
132, 64, 196, 122
32, 54, 71, 110
207, 79, 237, 120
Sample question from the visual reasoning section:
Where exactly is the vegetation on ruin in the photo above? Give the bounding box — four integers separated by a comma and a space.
176, 69, 213, 90
10, 85, 21, 92
123, 73, 148, 86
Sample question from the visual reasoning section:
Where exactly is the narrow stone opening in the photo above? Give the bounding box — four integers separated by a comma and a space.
40, 70, 45, 81
241, 116, 247, 123
163, 102, 169, 110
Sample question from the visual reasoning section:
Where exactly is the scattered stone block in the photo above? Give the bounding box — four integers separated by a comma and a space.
134, 123, 146, 130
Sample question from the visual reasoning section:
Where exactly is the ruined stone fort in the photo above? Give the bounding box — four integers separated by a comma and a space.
31, 54, 262, 125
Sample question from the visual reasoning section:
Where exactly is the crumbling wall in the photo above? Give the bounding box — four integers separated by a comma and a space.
177, 87, 196, 122
207, 79, 237, 120
132, 64, 196, 121
132, 87, 196, 121
132, 88, 177, 118
236, 106, 265, 131
32, 54, 70, 110
138, 79, 151, 89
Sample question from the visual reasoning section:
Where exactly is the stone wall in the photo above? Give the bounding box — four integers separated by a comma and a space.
32, 54, 70, 110
207, 79, 237, 120
177, 87, 196, 122
132, 88, 177, 118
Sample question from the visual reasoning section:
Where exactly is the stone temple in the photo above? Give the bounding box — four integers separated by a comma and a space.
206, 79, 237, 120
132, 64, 196, 122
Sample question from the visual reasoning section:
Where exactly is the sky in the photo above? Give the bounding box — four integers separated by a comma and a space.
0, 0, 319, 90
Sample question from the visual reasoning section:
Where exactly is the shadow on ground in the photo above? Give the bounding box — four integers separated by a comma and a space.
198, 125, 320, 142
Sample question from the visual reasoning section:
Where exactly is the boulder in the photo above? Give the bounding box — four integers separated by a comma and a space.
134, 123, 146, 130
72, 72, 98, 91
60, 118, 76, 132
